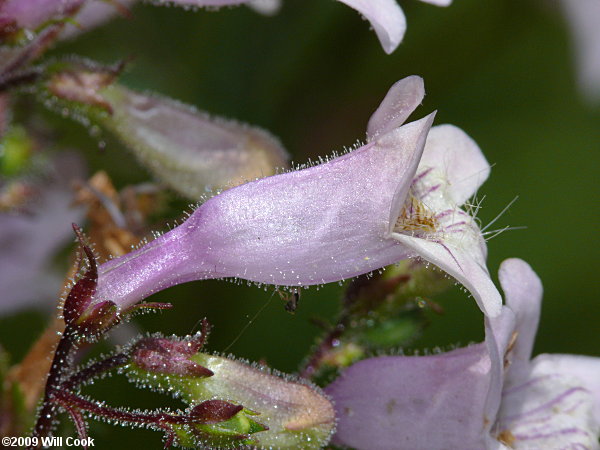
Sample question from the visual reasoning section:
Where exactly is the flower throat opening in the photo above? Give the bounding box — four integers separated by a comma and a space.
394, 193, 438, 237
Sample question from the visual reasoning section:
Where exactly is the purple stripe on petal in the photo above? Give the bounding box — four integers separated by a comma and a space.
513, 427, 592, 441
501, 387, 590, 423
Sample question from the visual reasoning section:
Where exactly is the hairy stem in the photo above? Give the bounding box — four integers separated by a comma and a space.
53, 389, 192, 427
28, 330, 77, 448
299, 272, 411, 379
299, 322, 346, 379
61, 353, 130, 391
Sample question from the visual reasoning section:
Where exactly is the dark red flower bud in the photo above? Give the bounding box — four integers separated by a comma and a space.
189, 400, 244, 425
132, 334, 213, 378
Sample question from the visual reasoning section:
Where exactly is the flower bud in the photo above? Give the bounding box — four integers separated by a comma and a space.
100, 84, 289, 198
47, 66, 118, 113
174, 401, 268, 448
131, 334, 214, 378
188, 400, 243, 425
42, 62, 289, 199
126, 336, 335, 448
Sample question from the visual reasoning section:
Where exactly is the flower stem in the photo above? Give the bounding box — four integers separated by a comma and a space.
28, 329, 77, 448
299, 322, 346, 379
52, 389, 192, 427
61, 353, 130, 390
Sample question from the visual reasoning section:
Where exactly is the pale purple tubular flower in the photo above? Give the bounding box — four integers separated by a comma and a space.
336, 0, 452, 54
493, 260, 600, 449
245, 0, 280, 16
59, 0, 279, 41
145, 0, 446, 53
0, 153, 86, 314
94, 75, 500, 317
94, 76, 432, 307
0, 0, 83, 30
59, 0, 137, 41
0, 0, 277, 40
0, 0, 134, 40
560, 0, 600, 103
325, 258, 600, 449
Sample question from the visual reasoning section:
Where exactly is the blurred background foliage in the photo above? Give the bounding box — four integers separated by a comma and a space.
1, 0, 599, 446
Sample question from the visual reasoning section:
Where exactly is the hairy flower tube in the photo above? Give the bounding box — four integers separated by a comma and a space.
92, 75, 501, 317
325, 258, 600, 449
0, 0, 134, 43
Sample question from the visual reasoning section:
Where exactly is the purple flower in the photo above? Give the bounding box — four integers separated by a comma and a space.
560, 0, 600, 102
325, 258, 600, 449
337, 0, 452, 54
0, 0, 83, 30
0, 0, 133, 64
142, 0, 449, 53
0, 153, 86, 314
179, 0, 453, 53
59, 0, 137, 40
94, 76, 501, 316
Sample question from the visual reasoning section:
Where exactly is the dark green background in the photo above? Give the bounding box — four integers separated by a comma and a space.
2, 0, 599, 446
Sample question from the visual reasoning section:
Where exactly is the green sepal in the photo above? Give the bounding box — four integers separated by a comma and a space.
37, 59, 119, 127
172, 408, 267, 449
